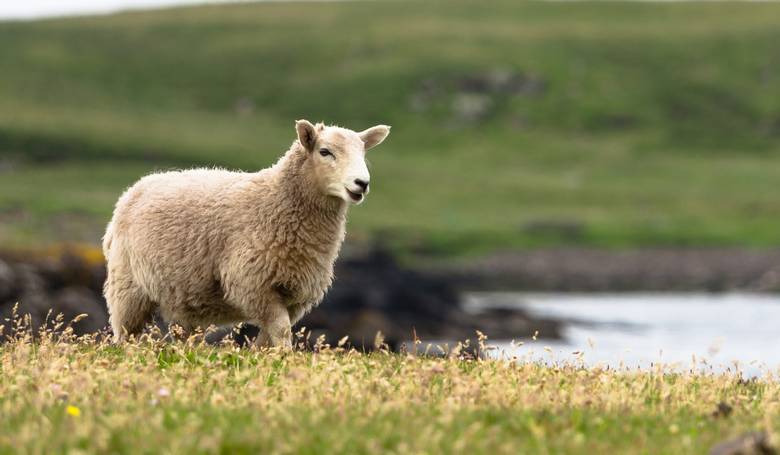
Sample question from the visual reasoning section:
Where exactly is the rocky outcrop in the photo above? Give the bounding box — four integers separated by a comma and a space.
0, 248, 561, 347
298, 248, 560, 349
0, 252, 108, 336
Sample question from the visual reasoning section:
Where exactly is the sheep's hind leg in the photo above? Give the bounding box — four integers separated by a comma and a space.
254, 299, 292, 350
105, 274, 156, 343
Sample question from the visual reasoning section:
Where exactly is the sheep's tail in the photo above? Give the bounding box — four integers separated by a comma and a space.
102, 221, 114, 257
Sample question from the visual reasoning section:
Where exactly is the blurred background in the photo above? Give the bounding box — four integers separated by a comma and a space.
2, 0, 780, 373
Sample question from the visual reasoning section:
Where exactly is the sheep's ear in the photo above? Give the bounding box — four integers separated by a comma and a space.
359, 125, 391, 150
296, 119, 318, 151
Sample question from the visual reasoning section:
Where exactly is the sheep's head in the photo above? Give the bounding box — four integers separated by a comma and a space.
295, 120, 390, 205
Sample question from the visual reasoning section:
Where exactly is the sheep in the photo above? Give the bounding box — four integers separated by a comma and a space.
102, 120, 390, 347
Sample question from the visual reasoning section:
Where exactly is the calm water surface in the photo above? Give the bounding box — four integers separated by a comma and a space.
465, 292, 780, 377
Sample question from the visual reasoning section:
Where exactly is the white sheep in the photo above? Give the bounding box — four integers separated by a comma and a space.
102, 120, 390, 347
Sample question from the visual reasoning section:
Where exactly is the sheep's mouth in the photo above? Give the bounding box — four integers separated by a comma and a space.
346, 189, 364, 202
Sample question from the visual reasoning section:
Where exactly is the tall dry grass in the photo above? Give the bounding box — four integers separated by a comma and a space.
0, 311, 778, 453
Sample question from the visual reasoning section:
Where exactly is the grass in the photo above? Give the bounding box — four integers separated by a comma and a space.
2, 1, 780, 254
0, 321, 778, 454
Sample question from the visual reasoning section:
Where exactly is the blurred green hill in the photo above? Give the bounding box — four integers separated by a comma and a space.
1, 1, 780, 255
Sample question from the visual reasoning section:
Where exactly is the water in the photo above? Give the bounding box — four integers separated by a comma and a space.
0, 0, 344, 21
465, 292, 780, 377
1, 0, 206, 20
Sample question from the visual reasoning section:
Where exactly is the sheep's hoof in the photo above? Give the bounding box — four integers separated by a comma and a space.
255, 332, 292, 351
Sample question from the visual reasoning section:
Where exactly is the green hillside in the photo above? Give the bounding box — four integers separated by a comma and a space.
2, 1, 780, 255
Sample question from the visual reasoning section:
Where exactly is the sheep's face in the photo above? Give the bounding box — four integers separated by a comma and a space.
296, 120, 391, 205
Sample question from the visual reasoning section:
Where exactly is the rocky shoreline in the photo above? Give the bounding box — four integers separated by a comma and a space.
435, 248, 780, 293
0, 246, 563, 348
2, 246, 779, 349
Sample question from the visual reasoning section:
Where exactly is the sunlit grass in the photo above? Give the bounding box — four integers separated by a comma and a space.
1, 315, 778, 453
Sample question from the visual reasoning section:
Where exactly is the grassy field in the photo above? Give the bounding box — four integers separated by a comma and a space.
2, 1, 780, 254
0, 325, 777, 454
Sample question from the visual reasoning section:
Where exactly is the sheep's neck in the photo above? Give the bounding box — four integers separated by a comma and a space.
270, 149, 348, 253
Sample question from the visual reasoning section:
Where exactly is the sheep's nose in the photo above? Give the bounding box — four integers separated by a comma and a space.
354, 179, 369, 192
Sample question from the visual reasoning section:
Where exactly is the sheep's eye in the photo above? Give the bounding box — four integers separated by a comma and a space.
319, 148, 333, 158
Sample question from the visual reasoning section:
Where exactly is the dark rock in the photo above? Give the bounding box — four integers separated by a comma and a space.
1, 256, 104, 337
52, 286, 109, 335
710, 431, 775, 455
451, 307, 560, 341
712, 401, 734, 419
0, 247, 563, 348
38, 251, 95, 291
298, 247, 560, 348
1, 292, 49, 336
409, 70, 546, 120
458, 69, 546, 96
14, 263, 47, 296
0, 258, 15, 302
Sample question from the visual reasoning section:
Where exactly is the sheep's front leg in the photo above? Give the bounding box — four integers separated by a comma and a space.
255, 298, 292, 350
